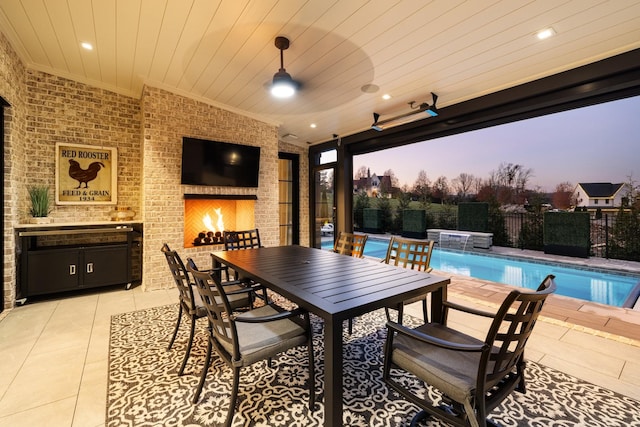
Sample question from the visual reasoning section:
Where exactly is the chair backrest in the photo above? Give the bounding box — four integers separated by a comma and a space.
161, 243, 199, 312
224, 229, 262, 251
333, 232, 368, 257
480, 274, 556, 398
187, 263, 238, 358
383, 236, 434, 272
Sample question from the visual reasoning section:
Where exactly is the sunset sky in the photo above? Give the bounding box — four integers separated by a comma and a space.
354, 95, 640, 193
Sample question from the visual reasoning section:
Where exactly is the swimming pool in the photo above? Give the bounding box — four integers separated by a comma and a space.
321, 238, 640, 307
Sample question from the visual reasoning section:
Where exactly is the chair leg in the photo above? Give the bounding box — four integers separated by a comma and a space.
224, 366, 241, 427
307, 331, 316, 410
421, 298, 429, 323
178, 315, 196, 376
347, 318, 353, 334
167, 305, 183, 351
192, 337, 213, 404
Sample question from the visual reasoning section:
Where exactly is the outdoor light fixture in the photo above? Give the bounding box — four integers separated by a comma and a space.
270, 36, 299, 98
371, 92, 438, 131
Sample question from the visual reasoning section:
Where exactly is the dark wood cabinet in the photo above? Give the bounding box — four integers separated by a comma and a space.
27, 248, 80, 294
82, 244, 130, 288
26, 244, 130, 296
17, 223, 139, 301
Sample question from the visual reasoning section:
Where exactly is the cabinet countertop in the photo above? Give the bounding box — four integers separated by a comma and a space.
15, 221, 143, 230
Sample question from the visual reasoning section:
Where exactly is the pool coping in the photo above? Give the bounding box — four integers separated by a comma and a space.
441, 271, 640, 347
356, 235, 640, 305
346, 234, 640, 344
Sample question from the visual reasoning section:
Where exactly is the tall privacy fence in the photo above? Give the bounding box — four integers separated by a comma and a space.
356, 206, 640, 262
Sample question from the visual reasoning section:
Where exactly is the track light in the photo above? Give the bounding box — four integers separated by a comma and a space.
371, 92, 438, 131
271, 36, 299, 98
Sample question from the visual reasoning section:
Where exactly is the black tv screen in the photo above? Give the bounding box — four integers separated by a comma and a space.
181, 137, 260, 187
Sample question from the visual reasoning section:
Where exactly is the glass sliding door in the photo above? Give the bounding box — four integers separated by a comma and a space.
278, 153, 299, 245
314, 167, 335, 248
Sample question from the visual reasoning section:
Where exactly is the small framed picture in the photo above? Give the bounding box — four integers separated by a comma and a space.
55, 142, 117, 205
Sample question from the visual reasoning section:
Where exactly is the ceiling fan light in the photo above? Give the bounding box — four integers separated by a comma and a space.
271, 70, 296, 98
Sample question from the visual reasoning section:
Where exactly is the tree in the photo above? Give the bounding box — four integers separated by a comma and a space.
451, 173, 476, 200
353, 192, 370, 230
375, 195, 393, 233
354, 166, 369, 180
487, 162, 533, 205
383, 169, 399, 188
393, 190, 412, 233
413, 170, 431, 207
552, 182, 574, 210
475, 179, 496, 203
621, 174, 639, 209
432, 176, 450, 204
609, 174, 640, 261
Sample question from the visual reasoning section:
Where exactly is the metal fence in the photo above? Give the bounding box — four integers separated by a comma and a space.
428, 211, 640, 262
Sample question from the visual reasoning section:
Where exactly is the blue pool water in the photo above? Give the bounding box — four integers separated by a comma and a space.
321, 238, 640, 307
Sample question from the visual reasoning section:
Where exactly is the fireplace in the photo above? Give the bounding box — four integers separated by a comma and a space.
183, 195, 256, 248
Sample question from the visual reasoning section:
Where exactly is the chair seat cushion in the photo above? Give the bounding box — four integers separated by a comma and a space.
392, 323, 487, 403
224, 305, 307, 365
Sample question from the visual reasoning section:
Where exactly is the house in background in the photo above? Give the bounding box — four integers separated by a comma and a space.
353, 169, 394, 198
573, 183, 630, 210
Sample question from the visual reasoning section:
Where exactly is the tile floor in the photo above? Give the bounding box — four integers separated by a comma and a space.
0, 271, 639, 426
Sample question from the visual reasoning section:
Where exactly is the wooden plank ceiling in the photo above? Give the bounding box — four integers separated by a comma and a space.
1, 0, 639, 145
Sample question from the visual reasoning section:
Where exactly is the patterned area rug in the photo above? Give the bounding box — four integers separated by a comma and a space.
108, 303, 639, 427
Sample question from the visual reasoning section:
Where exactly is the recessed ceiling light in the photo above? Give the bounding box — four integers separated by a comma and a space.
536, 27, 556, 40
81, 42, 93, 50
310, 123, 317, 128
382, 94, 391, 100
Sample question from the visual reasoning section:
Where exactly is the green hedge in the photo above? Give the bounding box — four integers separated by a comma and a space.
402, 209, 426, 238
543, 212, 590, 258
458, 202, 489, 232
363, 208, 382, 233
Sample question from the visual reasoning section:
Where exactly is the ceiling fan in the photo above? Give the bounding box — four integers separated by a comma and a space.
270, 36, 300, 98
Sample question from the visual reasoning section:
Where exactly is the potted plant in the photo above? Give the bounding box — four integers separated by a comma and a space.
28, 185, 52, 223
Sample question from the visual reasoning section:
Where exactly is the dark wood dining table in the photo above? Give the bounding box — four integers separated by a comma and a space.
211, 245, 450, 427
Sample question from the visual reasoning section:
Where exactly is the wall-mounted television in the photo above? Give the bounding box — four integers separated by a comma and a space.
180, 137, 260, 187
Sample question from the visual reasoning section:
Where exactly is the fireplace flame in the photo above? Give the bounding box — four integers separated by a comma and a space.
215, 208, 224, 231
202, 208, 225, 232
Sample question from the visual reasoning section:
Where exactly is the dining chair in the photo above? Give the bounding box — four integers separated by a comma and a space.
222, 228, 269, 302
161, 243, 255, 376
332, 231, 368, 334
383, 236, 435, 324
383, 274, 556, 427
188, 263, 316, 427
223, 228, 262, 251
333, 231, 368, 257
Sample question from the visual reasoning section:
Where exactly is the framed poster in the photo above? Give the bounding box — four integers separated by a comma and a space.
55, 143, 117, 205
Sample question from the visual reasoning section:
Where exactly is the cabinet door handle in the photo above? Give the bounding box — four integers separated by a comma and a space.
70, 264, 76, 275
86, 263, 93, 274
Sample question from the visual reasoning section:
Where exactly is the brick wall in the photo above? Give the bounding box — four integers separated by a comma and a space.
0, 31, 27, 310
140, 86, 280, 292
0, 32, 309, 307
23, 71, 141, 222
